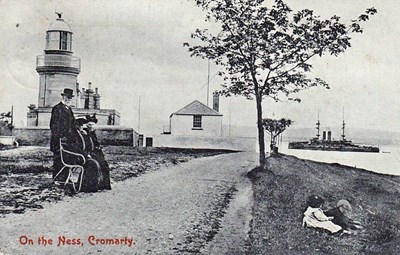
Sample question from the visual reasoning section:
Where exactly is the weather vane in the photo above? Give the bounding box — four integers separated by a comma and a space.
55, 11, 63, 19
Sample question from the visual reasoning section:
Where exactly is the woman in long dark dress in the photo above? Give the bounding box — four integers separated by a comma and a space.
65, 118, 101, 192
84, 115, 112, 190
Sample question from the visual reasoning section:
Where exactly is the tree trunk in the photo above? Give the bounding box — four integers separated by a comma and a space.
255, 93, 266, 166
270, 133, 273, 153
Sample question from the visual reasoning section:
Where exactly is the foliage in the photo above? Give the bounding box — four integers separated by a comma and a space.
263, 118, 292, 137
263, 118, 292, 153
186, 0, 377, 165
0, 111, 13, 131
263, 118, 292, 138
0, 111, 12, 118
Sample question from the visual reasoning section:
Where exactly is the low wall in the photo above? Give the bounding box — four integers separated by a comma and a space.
13, 126, 137, 147
0, 136, 15, 145
13, 127, 51, 146
152, 134, 257, 151
94, 126, 137, 146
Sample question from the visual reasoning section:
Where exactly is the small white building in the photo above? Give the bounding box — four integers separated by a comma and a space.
165, 100, 223, 137
155, 98, 256, 151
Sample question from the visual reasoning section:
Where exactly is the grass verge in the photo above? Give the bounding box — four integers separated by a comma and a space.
247, 154, 400, 255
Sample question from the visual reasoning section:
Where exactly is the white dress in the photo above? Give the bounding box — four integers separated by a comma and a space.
303, 206, 342, 233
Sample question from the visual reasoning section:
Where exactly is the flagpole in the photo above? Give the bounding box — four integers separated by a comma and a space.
138, 95, 141, 133
207, 60, 210, 107
11, 106, 13, 126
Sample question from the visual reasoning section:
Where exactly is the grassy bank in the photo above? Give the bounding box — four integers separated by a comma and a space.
247, 154, 400, 255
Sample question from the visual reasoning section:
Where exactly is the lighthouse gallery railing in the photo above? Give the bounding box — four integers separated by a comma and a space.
36, 54, 81, 69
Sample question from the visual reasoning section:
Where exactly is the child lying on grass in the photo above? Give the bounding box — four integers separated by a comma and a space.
325, 199, 363, 232
302, 195, 348, 235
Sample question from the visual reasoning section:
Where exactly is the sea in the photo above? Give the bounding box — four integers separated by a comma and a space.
277, 142, 400, 176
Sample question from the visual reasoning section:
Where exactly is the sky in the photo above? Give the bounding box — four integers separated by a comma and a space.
0, 0, 398, 136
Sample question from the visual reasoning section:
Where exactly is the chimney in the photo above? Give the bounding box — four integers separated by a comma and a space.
212, 92, 219, 112
93, 87, 101, 109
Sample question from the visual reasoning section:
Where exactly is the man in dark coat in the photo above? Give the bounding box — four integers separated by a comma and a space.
50, 88, 76, 181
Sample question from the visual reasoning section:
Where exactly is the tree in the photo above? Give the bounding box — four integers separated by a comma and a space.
263, 118, 292, 155
185, 0, 376, 166
0, 111, 13, 130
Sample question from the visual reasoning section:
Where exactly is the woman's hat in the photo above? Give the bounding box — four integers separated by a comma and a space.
61, 88, 74, 98
76, 118, 88, 126
85, 114, 98, 124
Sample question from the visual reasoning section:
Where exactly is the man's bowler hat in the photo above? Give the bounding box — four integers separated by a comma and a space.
61, 88, 74, 98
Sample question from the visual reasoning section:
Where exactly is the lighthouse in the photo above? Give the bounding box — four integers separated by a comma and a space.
36, 12, 81, 109
27, 13, 120, 127
16, 13, 135, 146
27, 13, 81, 127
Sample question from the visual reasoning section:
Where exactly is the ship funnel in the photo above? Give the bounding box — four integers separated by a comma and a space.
327, 131, 332, 141
322, 131, 326, 141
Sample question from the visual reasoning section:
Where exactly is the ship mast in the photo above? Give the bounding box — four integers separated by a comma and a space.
341, 107, 346, 142
316, 111, 320, 140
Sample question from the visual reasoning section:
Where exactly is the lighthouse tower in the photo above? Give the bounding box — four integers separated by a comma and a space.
27, 13, 82, 126
36, 13, 80, 109
16, 12, 134, 146
27, 13, 121, 128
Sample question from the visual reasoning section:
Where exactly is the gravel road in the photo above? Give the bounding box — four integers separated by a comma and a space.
0, 151, 256, 255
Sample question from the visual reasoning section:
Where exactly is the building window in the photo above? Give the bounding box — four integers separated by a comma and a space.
68, 33, 72, 51
60, 31, 68, 50
46, 32, 60, 50
193, 115, 202, 129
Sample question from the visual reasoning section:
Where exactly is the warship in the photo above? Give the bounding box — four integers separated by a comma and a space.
288, 118, 380, 153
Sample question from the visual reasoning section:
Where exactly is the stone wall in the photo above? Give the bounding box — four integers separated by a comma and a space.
13, 127, 51, 146
94, 126, 137, 146
13, 126, 137, 147
27, 107, 121, 127
152, 134, 257, 151
0, 136, 15, 145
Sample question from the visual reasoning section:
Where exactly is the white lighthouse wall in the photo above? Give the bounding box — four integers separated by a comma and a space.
38, 74, 78, 108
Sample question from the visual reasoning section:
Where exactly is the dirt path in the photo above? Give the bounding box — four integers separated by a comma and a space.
0, 151, 256, 255
202, 170, 254, 255
0, 146, 231, 216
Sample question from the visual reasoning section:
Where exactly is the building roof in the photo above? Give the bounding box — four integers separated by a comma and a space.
48, 18, 72, 32
171, 100, 222, 116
